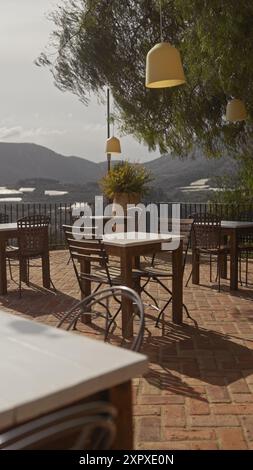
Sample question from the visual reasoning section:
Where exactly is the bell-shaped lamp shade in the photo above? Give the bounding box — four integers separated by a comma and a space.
226, 99, 247, 122
105, 136, 121, 154
146, 42, 186, 88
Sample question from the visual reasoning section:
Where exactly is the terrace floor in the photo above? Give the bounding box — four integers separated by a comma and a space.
1, 250, 253, 450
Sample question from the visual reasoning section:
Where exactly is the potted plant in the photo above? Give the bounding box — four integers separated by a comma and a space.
100, 161, 153, 213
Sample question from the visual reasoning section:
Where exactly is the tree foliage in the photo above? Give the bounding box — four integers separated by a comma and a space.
212, 146, 253, 205
37, 0, 253, 157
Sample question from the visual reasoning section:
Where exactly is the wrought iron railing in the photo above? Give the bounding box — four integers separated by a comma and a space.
0, 201, 253, 248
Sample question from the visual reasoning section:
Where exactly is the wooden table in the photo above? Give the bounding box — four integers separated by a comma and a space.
0, 310, 148, 449
192, 220, 253, 290
0, 223, 51, 295
81, 232, 184, 336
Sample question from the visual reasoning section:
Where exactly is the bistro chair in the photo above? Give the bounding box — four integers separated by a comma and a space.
6, 215, 53, 296
57, 286, 145, 352
238, 232, 253, 286
188, 213, 230, 292
0, 401, 116, 450
133, 219, 197, 327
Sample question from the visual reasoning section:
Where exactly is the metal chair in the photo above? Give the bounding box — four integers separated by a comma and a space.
133, 219, 197, 327
0, 401, 116, 450
238, 231, 253, 286
188, 213, 230, 292
6, 215, 53, 296
57, 286, 145, 352
63, 224, 123, 292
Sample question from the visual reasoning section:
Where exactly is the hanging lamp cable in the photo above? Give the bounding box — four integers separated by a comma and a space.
160, 0, 163, 42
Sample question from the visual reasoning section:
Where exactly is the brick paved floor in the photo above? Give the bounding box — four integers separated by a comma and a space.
1, 249, 253, 450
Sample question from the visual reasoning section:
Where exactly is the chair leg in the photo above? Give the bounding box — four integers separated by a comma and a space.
246, 252, 249, 286
210, 254, 212, 282
27, 259, 30, 287
18, 262, 22, 298
239, 253, 243, 286
183, 303, 198, 328
155, 297, 172, 327
8, 259, 14, 281
218, 256, 221, 292
185, 268, 192, 287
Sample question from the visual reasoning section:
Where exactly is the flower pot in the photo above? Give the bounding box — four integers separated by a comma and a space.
112, 192, 140, 216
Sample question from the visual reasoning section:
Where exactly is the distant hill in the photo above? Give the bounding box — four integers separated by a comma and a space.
0, 142, 236, 202
0, 142, 103, 185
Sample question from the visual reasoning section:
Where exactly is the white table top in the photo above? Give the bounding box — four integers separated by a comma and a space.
102, 232, 181, 247
221, 220, 253, 229
0, 310, 147, 432
0, 223, 17, 232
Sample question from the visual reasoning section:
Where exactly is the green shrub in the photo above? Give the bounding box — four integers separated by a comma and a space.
100, 161, 153, 199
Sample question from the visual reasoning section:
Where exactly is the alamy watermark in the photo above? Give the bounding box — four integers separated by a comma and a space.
71, 196, 181, 251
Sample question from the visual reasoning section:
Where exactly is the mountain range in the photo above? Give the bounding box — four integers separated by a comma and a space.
0, 142, 236, 202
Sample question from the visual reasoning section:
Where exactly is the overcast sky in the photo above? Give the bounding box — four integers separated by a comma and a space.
0, 0, 159, 163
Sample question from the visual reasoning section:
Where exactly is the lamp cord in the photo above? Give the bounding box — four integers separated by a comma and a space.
160, 0, 163, 42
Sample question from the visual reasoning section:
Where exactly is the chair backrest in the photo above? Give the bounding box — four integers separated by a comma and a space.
63, 225, 111, 290
151, 218, 193, 272
17, 215, 50, 256
58, 286, 145, 352
192, 213, 221, 250
0, 401, 116, 450
0, 213, 9, 224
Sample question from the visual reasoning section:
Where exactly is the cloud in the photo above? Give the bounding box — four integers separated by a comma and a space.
0, 126, 66, 140
83, 123, 106, 132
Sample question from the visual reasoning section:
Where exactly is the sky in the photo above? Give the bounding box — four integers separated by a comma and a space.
0, 0, 159, 163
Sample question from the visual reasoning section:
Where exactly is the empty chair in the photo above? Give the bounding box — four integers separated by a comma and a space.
190, 213, 230, 292
57, 286, 145, 352
0, 401, 116, 450
6, 215, 52, 295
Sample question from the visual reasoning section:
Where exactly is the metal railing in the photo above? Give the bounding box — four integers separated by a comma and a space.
0, 201, 253, 248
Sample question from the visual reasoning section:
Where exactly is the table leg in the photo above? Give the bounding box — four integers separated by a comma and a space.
120, 249, 133, 338
230, 229, 238, 290
42, 252, 51, 289
20, 258, 28, 283
220, 235, 228, 279
172, 240, 183, 324
79, 259, 92, 324
0, 238, 7, 295
192, 239, 200, 285
109, 380, 133, 450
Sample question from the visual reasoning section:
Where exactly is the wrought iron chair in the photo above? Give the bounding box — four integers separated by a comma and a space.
238, 231, 253, 286
0, 401, 116, 450
132, 219, 197, 327
188, 213, 230, 292
6, 215, 53, 296
63, 224, 123, 292
57, 286, 145, 352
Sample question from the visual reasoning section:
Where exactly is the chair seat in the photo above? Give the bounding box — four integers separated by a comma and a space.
133, 266, 173, 279
6, 247, 43, 259
5, 246, 19, 258
89, 265, 124, 285
238, 244, 253, 251
197, 245, 229, 255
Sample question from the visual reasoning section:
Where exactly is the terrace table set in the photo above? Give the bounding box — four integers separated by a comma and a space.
79, 232, 184, 336
192, 220, 253, 290
0, 222, 51, 295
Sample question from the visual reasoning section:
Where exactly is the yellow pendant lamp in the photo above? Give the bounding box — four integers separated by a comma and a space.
105, 89, 121, 156
145, 1, 186, 88
226, 98, 247, 122
105, 136, 121, 154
